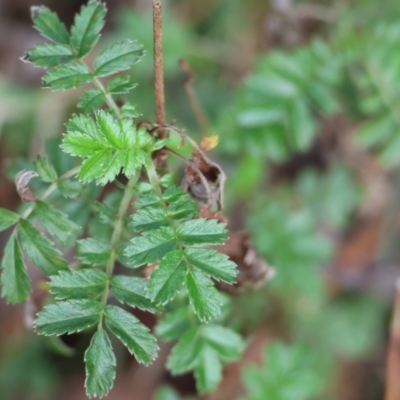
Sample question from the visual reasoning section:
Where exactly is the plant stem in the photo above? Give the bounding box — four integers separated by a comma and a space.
179, 59, 210, 135
146, 155, 164, 199
153, 0, 166, 135
98, 172, 140, 327
21, 166, 81, 219
92, 76, 122, 119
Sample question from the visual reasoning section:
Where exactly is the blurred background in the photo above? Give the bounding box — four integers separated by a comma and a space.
1, 0, 400, 399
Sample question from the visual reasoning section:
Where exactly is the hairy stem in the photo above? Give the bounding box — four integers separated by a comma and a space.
146, 155, 164, 200
92, 76, 122, 119
153, 0, 166, 134
99, 172, 140, 327
21, 166, 81, 219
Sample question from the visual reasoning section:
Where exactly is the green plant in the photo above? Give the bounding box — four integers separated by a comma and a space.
219, 39, 340, 160
0, 1, 244, 398
241, 341, 326, 400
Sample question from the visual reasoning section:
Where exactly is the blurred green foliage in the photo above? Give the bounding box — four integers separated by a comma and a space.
0, 0, 398, 398
241, 342, 326, 400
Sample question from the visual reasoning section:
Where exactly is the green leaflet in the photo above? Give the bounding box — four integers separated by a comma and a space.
18, 219, 68, 275
125, 227, 178, 267
24, 44, 75, 68
34, 155, 58, 182
34, 299, 104, 335
107, 75, 137, 94
194, 346, 222, 393
85, 329, 116, 398
147, 250, 188, 305
110, 275, 157, 312
94, 40, 144, 77
167, 325, 244, 393
166, 327, 202, 374
70, 0, 106, 58
104, 305, 159, 365
0, 236, 30, 304
31, 6, 70, 44
58, 179, 83, 199
155, 308, 192, 342
96, 111, 124, 147
0, 208, 19, 231
166, 200, 197, 221
129, 200, 197, 231
62, 132, 105, 157
34, 201, 81, 245
78, 89, 106, 113
176, 219, 228, 246
43, 64, 93, 90
184, 248, 237, 283
154, 386, 181, 400
242, 342, 323, 400
78, 149, 120, 185
121, 103, 142, 118
49, 269, 108, 300
200, 325, 244, 362
66, 113, 104, 142
94, 201, 116, 224
129, 206, 169, 231
77, 238, 111, 266
186, 269, 221, 322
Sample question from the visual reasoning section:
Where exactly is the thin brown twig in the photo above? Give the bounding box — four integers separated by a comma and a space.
153, 0, 166, 137
385, 278, 400, 400
179, 59, 210, 135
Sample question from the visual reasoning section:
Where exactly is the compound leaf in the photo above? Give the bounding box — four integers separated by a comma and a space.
50, 269, 108, 300
35, 299, 103, 335
94, 40, 144, 77
166, 324, 244, 393
105, 305, 158, 365
1, 236, 30, 304
85, 328, 116, 399
63, 112, 151, 185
